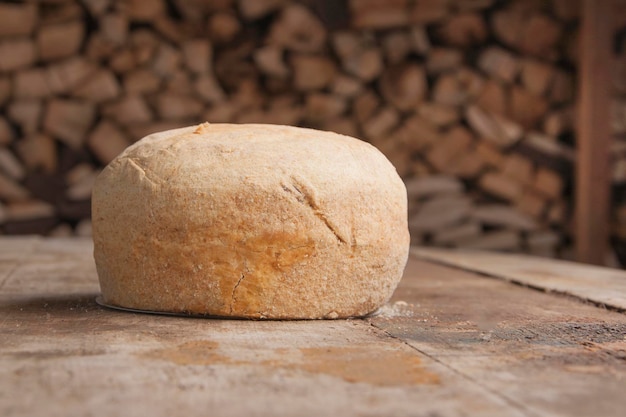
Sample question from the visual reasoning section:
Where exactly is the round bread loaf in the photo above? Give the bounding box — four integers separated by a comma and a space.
92, 123, 409, 319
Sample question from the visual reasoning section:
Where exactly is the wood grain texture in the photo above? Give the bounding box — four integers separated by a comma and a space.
1, 238, 625, 417
370, 257, 626, 417
412, 247, 626, 311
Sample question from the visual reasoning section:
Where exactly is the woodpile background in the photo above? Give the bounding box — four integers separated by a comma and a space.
0, 0, 623, 266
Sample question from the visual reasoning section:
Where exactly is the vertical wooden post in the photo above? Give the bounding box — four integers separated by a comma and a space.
576, 0, 613, 265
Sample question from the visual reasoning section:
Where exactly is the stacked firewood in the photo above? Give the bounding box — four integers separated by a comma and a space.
0, 0, 618, 264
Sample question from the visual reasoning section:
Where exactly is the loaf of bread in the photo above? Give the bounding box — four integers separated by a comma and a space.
92, 123, 409, 319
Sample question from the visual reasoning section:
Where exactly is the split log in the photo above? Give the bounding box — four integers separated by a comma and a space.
381, 31, 412, 64
379, 63, 426, 111
433, 222, 482, 246
14, 69, 50, 99
156, 93, 204, 120
182, 39, 212, 74
432, 73, 470, 106
465, 105, 523, 148
518, 14, 562, 59
0, 149, 25, 180
436, 13, 487, 47
66, 163, 96, 186
475, 142, 505, 169
45, 57, 97, 94
194, 75, 226, 104
122, 0, 166, 21
208, 12, 241, 43
76, 220, 93, 237
479, 171, 523, 202
290, 54, 336, 91
48, 223, 74, 237
515, 189, 547, 219
344, 47, 384, 82
43, 99, 96, 149
509, 86, 549, 128
426, 48, 464, 74
254, 46, 289, 78
391, 116, 442, 152
426, 126, 474, 174
151, 43, 182, 78
87, 121, 131, 164
73, 69, 121, 103
40, 1, 83, 25
410, 0, 449, 24
85, 33, 116, 62
450, 152, 485, 179
0, 172, 30, 201
543, 107, 574, 137
124, 69, 162, 94
362, 107, 400, 140
491, 8, 528, 49
523, 132, 576, 162
417, 103, 460, 127
547, 201, 566, 225
102, 95, 153, 126
521, 59, 555, 96
37, 21, 84, 61
409, 195, 472, 233
478, 47, 519, 83
153, 16, 190, 43
405, 175, 464, 200
475, 79, 507, 116
3, 201, 55, 222
269, 4, 326, 53
8, 100, 42, 135
501, 154, 534, 185
532, 167, 564, 200
331, 75, 362, 97
471, 204, 537, 231
304, 93, 347, 124
0, 3, 38, 37
100, 13, 129, 45
352, 90, 380, 125
165, 69, 193, 95
65, 170, 99, 200
15, 134, 57, 174
350, 0, 410, 29
0, 39, 36, 72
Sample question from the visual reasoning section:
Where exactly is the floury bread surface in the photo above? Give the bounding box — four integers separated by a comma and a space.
92, 123, 409, 319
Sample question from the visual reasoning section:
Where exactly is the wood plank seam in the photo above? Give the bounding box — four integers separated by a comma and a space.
410, 252, 626, 314
366, 320, 537, 416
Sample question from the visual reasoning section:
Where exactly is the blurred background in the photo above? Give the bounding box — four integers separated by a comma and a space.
0, 0, 624, 267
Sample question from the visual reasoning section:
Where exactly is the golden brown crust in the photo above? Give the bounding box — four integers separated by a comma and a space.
92, 123, 409, 319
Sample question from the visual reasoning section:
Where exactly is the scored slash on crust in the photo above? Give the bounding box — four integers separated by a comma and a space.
281, 176, 349, 245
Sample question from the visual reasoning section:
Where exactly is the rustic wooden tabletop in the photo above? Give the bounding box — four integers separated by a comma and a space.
1, 237, 625, 417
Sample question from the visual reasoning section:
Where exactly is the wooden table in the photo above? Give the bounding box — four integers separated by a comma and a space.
1, 237, 625, 417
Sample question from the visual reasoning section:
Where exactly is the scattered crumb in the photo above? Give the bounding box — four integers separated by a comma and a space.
371, 301, 416, 318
